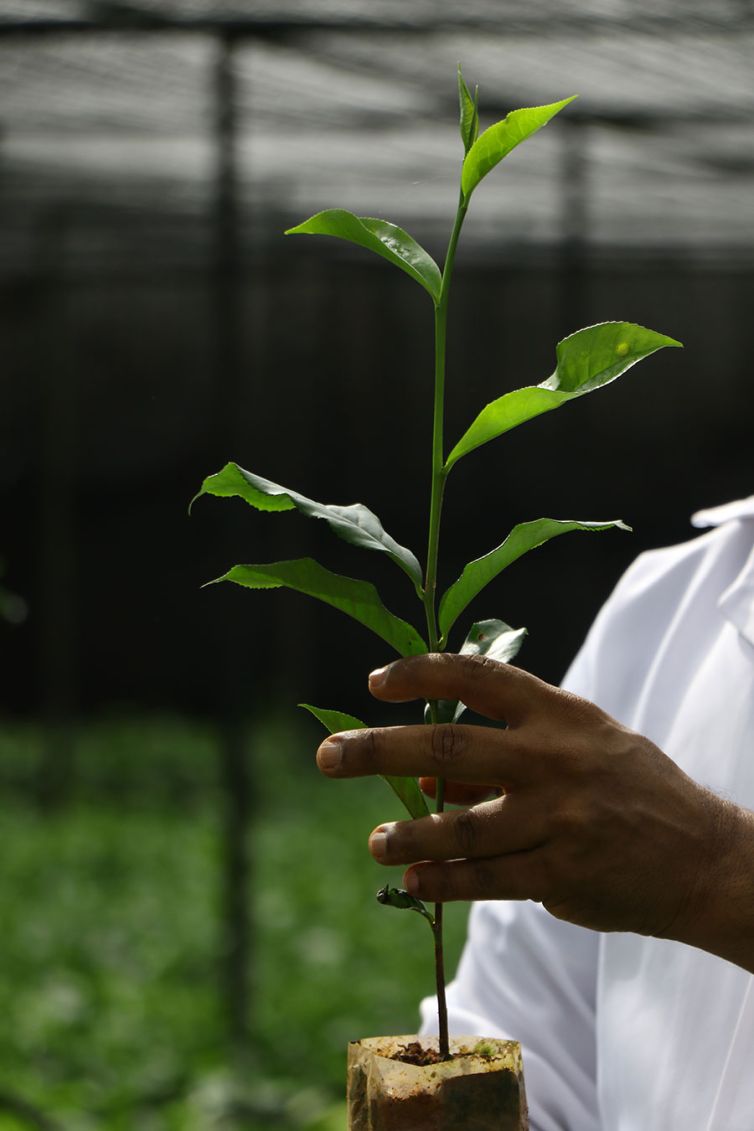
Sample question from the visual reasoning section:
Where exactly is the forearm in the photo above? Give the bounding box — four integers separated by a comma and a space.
671, 800, 754, 974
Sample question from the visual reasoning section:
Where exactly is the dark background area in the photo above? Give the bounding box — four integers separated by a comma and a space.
4, 252, 751, 721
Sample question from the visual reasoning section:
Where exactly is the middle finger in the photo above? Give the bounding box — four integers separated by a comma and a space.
316, 723, 527, 785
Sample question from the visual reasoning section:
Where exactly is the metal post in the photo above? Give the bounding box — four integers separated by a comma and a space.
211, 30, 252, 1054
35, 208, 77, 808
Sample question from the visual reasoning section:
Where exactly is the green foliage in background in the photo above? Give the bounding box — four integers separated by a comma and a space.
0, 718, 468, 1131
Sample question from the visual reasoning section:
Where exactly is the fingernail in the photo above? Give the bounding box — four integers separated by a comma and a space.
317, 738, 343, 772
369, 665, 388, 689
405, 870, 420, 896
369, 824, 393, 861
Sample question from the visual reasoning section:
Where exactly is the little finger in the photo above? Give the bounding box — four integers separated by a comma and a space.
403, 850, 551, 904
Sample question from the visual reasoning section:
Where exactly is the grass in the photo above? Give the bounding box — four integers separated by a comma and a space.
0, 715, 471, 1130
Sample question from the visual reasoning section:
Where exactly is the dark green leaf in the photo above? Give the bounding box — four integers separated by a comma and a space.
376, 885, 435, 927
300, 704, 430, 820
461, 96, 576, 199
445, 321, 682, 469
439, 519, 629, 638
194, 463, 423, 589
208, 558, 427, 658
433, 619, 528, 723
285, 209, 442, 304
457, 65, 479, 155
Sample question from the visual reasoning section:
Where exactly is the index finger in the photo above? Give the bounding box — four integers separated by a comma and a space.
368, 652, 553, 724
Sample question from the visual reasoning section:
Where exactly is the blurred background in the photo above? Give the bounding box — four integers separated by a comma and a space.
1, 1, 753, 1127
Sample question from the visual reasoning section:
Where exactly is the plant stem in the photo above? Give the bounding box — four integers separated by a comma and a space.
423, 196, 467, 640
423, 192, 468, 1061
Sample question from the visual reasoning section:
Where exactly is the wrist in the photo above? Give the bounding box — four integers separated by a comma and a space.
675, 798, 754, 973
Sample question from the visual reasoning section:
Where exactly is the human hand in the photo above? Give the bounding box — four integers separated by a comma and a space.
316, 653, 754, 962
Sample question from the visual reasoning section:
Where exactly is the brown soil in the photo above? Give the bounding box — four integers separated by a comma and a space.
392, 1041, 456, 1066
388, 1035, 506, 1063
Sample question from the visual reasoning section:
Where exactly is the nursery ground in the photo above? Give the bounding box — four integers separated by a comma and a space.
0, 716, 470, 1131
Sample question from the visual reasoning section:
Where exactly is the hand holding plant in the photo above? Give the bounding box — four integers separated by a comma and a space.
194, 69, 681, 1061
318, 652, 734, 946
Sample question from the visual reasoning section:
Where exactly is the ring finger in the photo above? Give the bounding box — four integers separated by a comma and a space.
368, 792, 544, 866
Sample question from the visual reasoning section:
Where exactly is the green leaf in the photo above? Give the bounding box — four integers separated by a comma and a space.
439, 519, 630, 638
457, 65, 479, 155
208, 559, 427, 658
461, 96, 577, 200
285, 209, 442, 304
376, 884, 435, 927
300, 704, 430, 820
445, 321, 682, 470
431, 619, 528, 723
194, 462, 423, 589
460, 618, 528, 660
299, 704, 366, 735
381, 776, 431, 821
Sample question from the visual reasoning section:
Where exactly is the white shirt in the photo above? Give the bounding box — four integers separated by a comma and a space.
420, 497, 754, 1131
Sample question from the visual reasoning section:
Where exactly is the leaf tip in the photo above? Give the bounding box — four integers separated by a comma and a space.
298, 702, 321, 726
200, 573, 226, 589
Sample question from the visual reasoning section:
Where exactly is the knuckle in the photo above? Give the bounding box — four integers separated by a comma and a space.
362, 726, 379, 766
557, 688, 592, 715
471, 858, 497, 898
430, 724, 466, 767
559, 689, 616, 740
458, 652, 501, 682
452, 809, 478, 856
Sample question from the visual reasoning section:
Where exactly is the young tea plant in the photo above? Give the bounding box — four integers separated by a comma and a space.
194, 69, 681, 1061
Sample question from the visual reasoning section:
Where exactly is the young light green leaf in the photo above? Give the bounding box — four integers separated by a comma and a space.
439, 519, 629, 638
461, 96, 577, 200
194, 462, 423, 589
285, 209, 442, 304
457, 65, 479, 155
460, 618, 528, 662
445, 322, 682, 470
299, 704, 430, 820
376, 884, 435, 928
207, 558, 427, 658
432, 619, 528, 723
